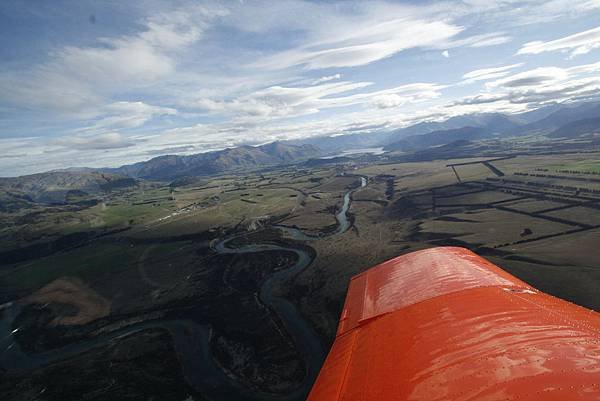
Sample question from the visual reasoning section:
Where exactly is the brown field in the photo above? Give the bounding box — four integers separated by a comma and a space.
544, 206, 600, 226
21, 277, 111, 326
500, 199, 567, 213
435, 190, 518, 206
420, 209, 574, 246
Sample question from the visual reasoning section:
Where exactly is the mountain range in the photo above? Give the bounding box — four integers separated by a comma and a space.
380, 101, 600, 152
105, 142, 320, 181
284, 113, 511, 152
0, 171, 137, 209
3, 100, 600, 204
548, 116, 600, 138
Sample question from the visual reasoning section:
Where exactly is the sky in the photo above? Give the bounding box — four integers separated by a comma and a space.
1, 0, 600, 176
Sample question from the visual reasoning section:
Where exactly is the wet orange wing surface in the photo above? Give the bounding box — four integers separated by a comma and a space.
308, 247, 600, 401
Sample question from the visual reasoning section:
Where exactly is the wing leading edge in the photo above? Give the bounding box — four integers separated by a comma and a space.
308, 247, 600, 401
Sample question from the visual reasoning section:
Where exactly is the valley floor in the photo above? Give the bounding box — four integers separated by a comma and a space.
2, 150, 600, 400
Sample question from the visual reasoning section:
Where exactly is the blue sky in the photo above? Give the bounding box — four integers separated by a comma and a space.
1, 0, 600, 176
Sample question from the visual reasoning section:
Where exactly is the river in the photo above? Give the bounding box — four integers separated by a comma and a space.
0, 175, 367, 401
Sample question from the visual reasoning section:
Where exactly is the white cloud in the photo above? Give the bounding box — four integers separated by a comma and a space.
517, 26, 600, 58
331, 83, 445, 110
525, 0, 600, 24
254, 19, 463, 70
462, 63, 524, 83
486, 67, 569, 88
194, 81, 373, 119
5, 0, 600, 176
444, 32, 512, 49
468, 35, 512, 48
457, 62, 600, 107
442, 50, 450, 58
53, 132, 138, 150
81, 102, 178, 132
0, 5, 225, 114
461, 0, 600, 25
313, 74, 342, 84
567, 61, 600, 75
193, 80, 444, 121
459, 76, 600, 107
372, 94, 408, 109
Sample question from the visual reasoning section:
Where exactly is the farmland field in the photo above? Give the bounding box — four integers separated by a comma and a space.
3, 150, 600, 400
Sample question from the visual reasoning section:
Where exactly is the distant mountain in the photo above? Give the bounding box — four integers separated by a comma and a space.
392, 118, 468, 137
515, 103, 565, 124
284, 116, 488, 153
287, 113, 521, 153
548, 117, 600, 138
101, 102, 600, 181
288, 118, 479, 150
382, 112, 528, 152
8, 100, 600, 185
107, 141, 320, 181
294, 102, 600, 155
384, 126, 488, 152
258, 141, 318, 161
0, 171, 137, 206
378, 118, 472, 147
467, 113, 523, 133
399, 139, 482, 161
520, 101, 600, 135
286, 133, 386, 153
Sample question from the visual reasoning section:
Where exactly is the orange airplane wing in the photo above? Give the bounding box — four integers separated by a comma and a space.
308, 247, 600, 401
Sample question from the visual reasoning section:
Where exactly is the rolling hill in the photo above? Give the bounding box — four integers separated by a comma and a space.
0, 171, 137, 207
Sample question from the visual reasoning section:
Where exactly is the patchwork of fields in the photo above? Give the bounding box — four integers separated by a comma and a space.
2, 151, 600, 400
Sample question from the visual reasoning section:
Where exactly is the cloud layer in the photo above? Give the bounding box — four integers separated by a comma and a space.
518, 26, 600, 58
1, 1, 600, 176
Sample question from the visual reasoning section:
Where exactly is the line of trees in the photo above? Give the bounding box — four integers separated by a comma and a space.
489, 177, 600, 195
535, 168, 600, 175
516, 172, 600, 183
